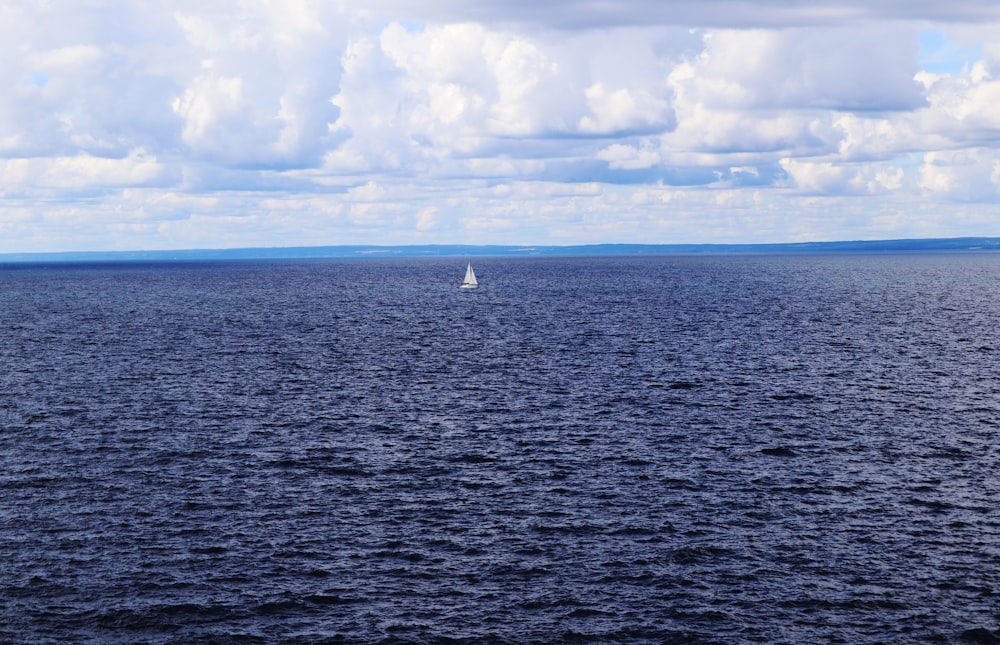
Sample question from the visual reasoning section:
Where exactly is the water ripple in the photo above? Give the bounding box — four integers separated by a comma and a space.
1, 255, 999, 643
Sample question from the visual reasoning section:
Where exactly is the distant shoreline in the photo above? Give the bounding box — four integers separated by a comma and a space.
2, 237, 1000, 263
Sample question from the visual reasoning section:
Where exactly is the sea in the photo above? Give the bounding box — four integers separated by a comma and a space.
1, 253, 998, 644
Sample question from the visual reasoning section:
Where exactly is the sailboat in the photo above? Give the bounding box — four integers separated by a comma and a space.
460, 262, 478, 289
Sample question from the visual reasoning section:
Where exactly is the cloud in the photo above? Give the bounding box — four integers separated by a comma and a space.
170, 3, 345, 168
597, 144, 662, 170
780, 158, 904, 195
4, 1, 1000, 252
916, 59, 1000, 143
341, 21, 675, 146
325, 20, 680, 189
670, 27, 923, 113
918, 149, 1000, 201
0, 149, 164, 194
579, 83, 672, 135
368, 0, 1000, 29
1, 17, 176, 158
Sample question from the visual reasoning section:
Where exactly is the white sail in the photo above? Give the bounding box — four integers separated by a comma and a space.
460, 262, 478, 288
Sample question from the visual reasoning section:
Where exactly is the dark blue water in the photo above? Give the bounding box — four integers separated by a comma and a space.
1, 254, 999, 644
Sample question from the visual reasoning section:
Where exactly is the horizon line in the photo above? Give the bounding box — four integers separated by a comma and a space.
2, 236, 1000, 263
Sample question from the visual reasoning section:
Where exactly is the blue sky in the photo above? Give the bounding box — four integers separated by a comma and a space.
3, 1, 1000, 252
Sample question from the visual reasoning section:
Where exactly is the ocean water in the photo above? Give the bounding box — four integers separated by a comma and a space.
1, 254, 999, 644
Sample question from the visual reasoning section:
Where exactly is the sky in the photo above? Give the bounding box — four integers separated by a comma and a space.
3, 1, 1000, 252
